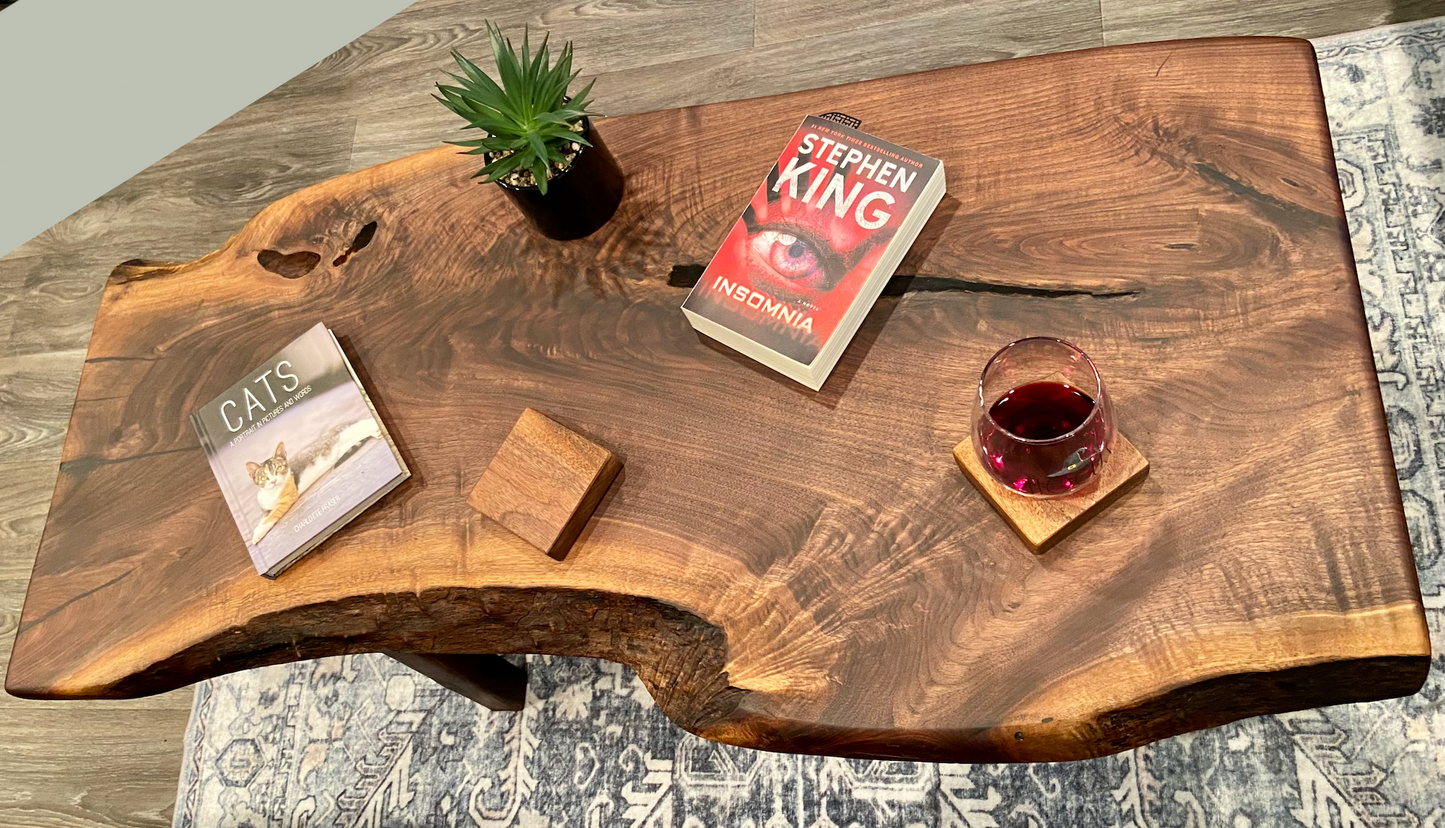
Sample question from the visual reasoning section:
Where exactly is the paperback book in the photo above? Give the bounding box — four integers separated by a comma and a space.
681, 115, 946, 389
190, 323, 409, 578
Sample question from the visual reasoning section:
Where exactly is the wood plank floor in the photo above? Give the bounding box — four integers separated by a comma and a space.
0, 0, 1436, 825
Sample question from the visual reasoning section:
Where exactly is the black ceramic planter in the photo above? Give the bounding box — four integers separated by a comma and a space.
495, 118, 624, 240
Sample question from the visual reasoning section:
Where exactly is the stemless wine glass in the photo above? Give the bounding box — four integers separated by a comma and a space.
972, 337, 1115, 497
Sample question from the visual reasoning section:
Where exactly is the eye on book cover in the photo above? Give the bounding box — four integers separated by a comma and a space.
682, 115, 942, 368
190, 323, 408, 578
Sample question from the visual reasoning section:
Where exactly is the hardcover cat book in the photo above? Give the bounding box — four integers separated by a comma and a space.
190, 323, 409, 578
681, 115, 945, 389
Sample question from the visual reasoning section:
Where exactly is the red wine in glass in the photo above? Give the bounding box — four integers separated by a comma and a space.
973, 339, 1114, 497
988, 382, 1097, 440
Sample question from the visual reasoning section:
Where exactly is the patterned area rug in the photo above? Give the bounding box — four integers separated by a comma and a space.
175, 20, 1445, 827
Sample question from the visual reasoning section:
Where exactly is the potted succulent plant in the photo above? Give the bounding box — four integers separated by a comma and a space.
435, 24, 624, 240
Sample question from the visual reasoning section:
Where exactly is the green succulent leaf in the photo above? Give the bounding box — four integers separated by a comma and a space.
526, 131, 550, 165
478, 150, 527, 181
436, 20, 600, 189
447, 52, 517, 121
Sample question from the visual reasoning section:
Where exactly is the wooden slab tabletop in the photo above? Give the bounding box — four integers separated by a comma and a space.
5, 37, 1430, 762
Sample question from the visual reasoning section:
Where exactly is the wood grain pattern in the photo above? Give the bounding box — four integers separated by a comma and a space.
8, 37, 1432, 763
954, 432, 1150, 553
4, 38, 1431, 763
346, 0, 1107, 172
2, 0, 1439, 815
0, 705, 189, 828
469, 408, 623, 560
0, 351, 86, 465
1101, 0, 1444, 44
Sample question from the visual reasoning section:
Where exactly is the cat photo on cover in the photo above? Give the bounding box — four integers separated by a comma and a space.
192, 323, 408, 577
245, 418, 383, 544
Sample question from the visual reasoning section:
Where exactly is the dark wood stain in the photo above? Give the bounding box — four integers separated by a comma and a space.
256, 249, 321, 278
4, 1, 1441, 819
2, 30, 1436, 803
332, 221, 377, 267
4, 38, 1430, 763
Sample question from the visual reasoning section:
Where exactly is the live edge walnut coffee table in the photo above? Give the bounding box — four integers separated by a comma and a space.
6, 38, 1430, 763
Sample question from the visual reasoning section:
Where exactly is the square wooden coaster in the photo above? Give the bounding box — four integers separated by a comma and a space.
953, 433, 1149, 553
468, 408, 622, 560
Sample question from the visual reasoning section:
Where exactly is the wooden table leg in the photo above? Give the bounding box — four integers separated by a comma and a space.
383, 652, 527, 711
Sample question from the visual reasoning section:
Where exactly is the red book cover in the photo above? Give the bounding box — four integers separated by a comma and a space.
682, 115, 943, 366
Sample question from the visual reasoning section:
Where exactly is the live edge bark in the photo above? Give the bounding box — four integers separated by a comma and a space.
6, 38, 1429, 762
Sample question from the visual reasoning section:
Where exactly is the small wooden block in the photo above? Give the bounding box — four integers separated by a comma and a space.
469, 408, 622, 559
953, 432, 1149, 553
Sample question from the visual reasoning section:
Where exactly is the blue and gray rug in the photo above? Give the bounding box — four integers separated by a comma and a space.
175, 19, 1445, 827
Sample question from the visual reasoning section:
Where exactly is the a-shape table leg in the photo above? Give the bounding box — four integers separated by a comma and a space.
384, 652, 527, 711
